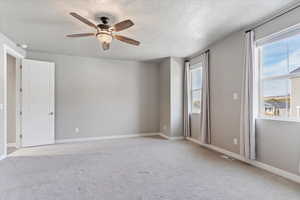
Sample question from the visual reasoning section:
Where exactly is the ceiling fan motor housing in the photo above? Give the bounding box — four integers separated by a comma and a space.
100, 16, 109, 24
98, 24, 110, 30
98, 16, 110, 30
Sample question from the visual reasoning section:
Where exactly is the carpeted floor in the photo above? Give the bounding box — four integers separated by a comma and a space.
1, 136, 300, 200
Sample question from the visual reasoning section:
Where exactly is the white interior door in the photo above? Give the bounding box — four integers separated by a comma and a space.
22, 59, 55, 147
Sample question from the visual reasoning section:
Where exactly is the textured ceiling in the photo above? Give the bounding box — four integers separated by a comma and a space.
0, 0, 298, 61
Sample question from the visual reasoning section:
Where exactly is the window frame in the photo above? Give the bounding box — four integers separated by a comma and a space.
190, 66, 203, 114
256, 35, 300, 122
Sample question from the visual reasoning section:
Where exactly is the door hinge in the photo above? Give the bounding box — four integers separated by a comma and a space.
19, 134, 23, 139
20, 88, 23, 93
20, 65, 22, 69
20, 111, 22, 115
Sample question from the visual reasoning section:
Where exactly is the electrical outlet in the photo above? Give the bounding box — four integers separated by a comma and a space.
163, 125, 167, 131
75, 128, 80, 133
233, 138, 238, 145
233, 93, 239, 100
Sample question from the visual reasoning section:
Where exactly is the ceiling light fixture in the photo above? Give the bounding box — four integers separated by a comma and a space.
66, 13, 140, 51
97, 31, 113, 44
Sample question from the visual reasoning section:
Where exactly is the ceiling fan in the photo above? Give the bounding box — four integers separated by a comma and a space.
66, 12, 140, 51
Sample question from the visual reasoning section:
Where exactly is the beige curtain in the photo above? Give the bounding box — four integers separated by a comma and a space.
199, 51, 211, 144
240, 30, 256, 160
183, 61, 191, 137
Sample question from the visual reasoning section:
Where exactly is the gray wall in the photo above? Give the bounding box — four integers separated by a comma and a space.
7, 54, 16, 144
256, 119, 300, 175
159, 57, 184, 138
0, 32, 25, 157
190, 31, 244, 154
159, 58, 171, 136
255, 6, 300, 40
27, 51, 160, 140
170, 58, 184, 137
190, 7, 300, 175
209, 31, 244, 154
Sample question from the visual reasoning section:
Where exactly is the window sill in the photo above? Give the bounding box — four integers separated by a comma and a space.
256, 116, 300, 123
191, 113, 201, 115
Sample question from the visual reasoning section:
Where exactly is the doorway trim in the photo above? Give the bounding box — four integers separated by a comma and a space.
3, 44, 24, 158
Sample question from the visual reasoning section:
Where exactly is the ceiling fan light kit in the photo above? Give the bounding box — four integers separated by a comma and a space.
67, 12, 140, 51
97, 31, 112, 44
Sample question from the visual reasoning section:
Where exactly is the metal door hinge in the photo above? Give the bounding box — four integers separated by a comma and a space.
19, 134, 23, 139
20, 111, 22, 115
20, 65, 22, 69
20, 88, 23, 93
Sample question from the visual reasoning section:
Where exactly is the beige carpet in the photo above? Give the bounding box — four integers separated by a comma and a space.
1, 136, 300, 200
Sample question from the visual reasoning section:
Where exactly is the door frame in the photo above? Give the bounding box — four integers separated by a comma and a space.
3, 44, 24, 157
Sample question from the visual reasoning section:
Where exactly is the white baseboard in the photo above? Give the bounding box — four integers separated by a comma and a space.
159, 133, 185, 140
1, 143, 16, 161
55, 133, 160, 144
186, 137, 300, 184
7, 143, 16, 148
250, 160, 300, 184
186, 137, 245, 160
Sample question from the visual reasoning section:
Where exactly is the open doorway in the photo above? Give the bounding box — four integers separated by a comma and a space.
3, 45, 23, 157
6, 54, 17, 155
3, 46, 55, 157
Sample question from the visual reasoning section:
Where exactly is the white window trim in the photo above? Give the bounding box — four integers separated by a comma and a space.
262, 73, 300, 81
258, 116, 300, 123
256, 37, 300, 122
256, 22, 300, 47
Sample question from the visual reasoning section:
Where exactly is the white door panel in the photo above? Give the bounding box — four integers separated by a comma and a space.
22, 59, 55, 147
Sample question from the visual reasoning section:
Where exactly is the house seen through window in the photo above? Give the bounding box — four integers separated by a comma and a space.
259, 33, 300, 119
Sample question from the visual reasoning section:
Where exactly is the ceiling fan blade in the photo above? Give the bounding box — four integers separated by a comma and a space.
113, 20, 134, 32
114, 35, 140, 46
70, 12, 98, 29
102, 42, 110, 51
66, 33, 95, 37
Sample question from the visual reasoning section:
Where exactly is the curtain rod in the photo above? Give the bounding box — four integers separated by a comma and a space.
246, 3, 300, 33
187, 49, 210, 61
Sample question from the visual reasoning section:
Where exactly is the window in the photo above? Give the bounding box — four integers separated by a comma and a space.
190, 64, 203, 113
258, 33, 300, 120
